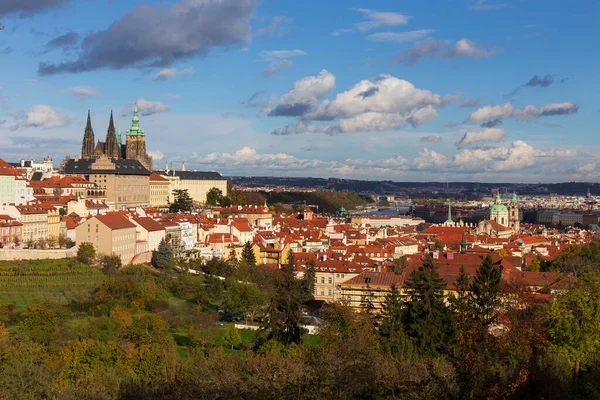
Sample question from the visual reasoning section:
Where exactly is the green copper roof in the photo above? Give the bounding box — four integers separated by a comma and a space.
339, 205, 347, 213
511, 192, 518, 206
445, 204, 453, 223
490, 192, 508, 213
126, 103, 145, 136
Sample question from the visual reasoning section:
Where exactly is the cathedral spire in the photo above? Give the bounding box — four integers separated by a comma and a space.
104, 110, 120, 159
108, 110, 115, 132
86, 110, 92, 131
81, 110, 95, 158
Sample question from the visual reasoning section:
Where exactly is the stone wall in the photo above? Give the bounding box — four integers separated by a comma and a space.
0, 248, 77, 261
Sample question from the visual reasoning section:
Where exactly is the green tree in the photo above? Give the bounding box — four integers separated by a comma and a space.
152, 238, 174, 269
77, 242, 96, 265
241, 241, 256, 267
402, 256, 455, 355
300, 259, 316, 303
227, 247, 238, 268
546, 274, 600, 377
100, 254, 122, 276
392, 255, 409, 273
206, 187, 223, 207
222, 326, 242, 350
170, 189, 194, 212
263, 251, 305, 345
448, 266, 472, 327
470, 255, 503, 327
21, 302, 66, 346
226, 281, 267, 324
380, 284, 414, 358
529, 255, 542, 272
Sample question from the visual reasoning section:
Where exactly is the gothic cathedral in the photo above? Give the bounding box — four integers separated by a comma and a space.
81, 105, 152, 170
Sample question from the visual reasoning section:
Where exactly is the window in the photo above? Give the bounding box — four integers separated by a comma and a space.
320, 277, 325, 283
320, 289, 324, 296
328, 277, 332, 284
336, 273, 339, 278
328, 290, 332, 296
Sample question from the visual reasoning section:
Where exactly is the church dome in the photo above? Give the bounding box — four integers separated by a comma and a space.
490, 203, 508, 213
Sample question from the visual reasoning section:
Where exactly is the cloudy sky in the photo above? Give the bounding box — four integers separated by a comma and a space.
0, 0, 598, 182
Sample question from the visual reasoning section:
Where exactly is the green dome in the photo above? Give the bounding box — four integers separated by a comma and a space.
490, 203, 508, 213
339, 205, 347, 213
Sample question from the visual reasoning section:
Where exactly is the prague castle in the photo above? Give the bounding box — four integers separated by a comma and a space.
81, 105, 152, 170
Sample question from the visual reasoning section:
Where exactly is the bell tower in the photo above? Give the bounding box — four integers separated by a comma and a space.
509, 192, 520, 234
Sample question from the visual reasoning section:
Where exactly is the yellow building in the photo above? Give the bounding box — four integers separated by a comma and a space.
63, 156, 151, 209
39, 203, 60, 246
75, 213, 137, 264
253, 241, 291, 266
340, 271, 404, 312
161, 168, 227, 205
149, 173, 171, 207
13, 205, 48, 246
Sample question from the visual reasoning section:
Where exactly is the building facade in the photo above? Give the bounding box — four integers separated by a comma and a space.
75, 214, 137, 263
149, 173, 171, 207
162, 169, 227, 205
63, 156, 151, 209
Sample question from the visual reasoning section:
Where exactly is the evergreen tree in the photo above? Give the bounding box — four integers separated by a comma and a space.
263, 251, 305, 345
402, 256, 456, 356
169, 189, 193, 213
301, 259, 316, 303
470, 255, 503, 327
448, 266, 472, 327
77, 242, 96, 265
380, 284, 414, 358
241, 241, 256, 267
227, 247, 238, 268
152, 238, 174, 269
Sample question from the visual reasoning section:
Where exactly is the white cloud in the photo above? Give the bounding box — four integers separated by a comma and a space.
261, 49, 307, 60
449, 38, 495, 58
135, 98, 170, 115
23, 105, 68, 128
269, 72, 456, 134
577, 162, 596, 173
332, 28, 354, 37
148, 150, 164, 161
413, 148, 449, 170
420, 135, 443, 143
67, 86, 100, 99
367, 29, 435, 43
457, 127, 505, 147
468, 101, 579, 122
391, 38, 495, 65
153, 66, 194, 81
262, 59, 293, 77
354, 8, 411, 31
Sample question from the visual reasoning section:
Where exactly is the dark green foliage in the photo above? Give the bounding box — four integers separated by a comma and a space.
20, 301, 67, 346
241, 241, 256, 267
263, 189, 370, 213
448, 266, 472, 327
77, 242, 96, 265
380, 284, 414, 358
100, 254, 122, 276
470, 255, 503, 326
263, 251, 306, 346
300, 259, 316, 303
402, 256, 456, 355
205, 187, 224, 207
169, 189, 194, 212
151, 238, 174, 269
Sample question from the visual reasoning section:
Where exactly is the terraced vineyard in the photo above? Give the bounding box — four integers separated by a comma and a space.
0, 259, 104, 310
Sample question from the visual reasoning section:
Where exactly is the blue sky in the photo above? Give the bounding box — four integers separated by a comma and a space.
0, 0, 599, 182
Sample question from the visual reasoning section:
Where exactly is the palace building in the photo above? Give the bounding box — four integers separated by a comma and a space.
81, 105, 152, 170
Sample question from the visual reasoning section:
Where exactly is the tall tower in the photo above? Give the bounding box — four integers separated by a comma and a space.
81, 110, 95, 158
125, 104, 152, 170
509, 192, 520, 234
104, 111, 121, 159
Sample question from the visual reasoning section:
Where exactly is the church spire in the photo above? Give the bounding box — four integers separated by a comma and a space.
104, 110, 120, 159
445, 204, 453, 224
81, 110, 95, 158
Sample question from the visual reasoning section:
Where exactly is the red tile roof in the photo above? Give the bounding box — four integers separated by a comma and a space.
133, 217, 165, 232
95, 214, 136, 230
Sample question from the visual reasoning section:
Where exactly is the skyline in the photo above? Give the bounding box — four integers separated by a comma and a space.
0, 0, 599, 183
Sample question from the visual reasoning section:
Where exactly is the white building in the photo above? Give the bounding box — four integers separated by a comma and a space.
132, 217, 166, 252
0, 158, 34, 205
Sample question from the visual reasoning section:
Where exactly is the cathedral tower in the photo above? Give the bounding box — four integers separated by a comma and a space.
125, 104, 152, 170
104, 111, 121, 159
509, 192, 520, 234
81, 110, 95, 158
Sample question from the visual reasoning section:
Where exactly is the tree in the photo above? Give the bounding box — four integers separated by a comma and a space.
380, 284, 414, 358
546, 275, 600, 377
170, 189, 194, 213
392, 255, 408, 273
402, 256, 456, 356
227, 247, 238, 268
222, 326, 242, 350
12, 235, 21, 248
100, 254, 122, 276
241, 241, 256, 267
300, 259, 316, 303
529, 255, 542, 272
21, 302, 66, 346
206, 187, 223, 207
226, 281, 268, 324
46, 236, 57, 249
263, 251, 306, 345
448, 266, 472, 326
77, 242, 96, 265
152, 237, 174, 269
59, 207, 67, 216
25, 239, 36, 249
470, 255, 503, 327
37, 238, 47, 250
